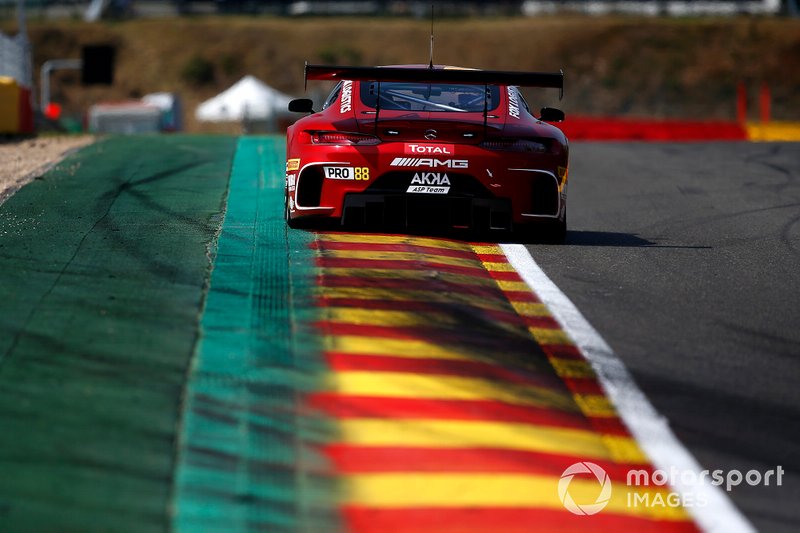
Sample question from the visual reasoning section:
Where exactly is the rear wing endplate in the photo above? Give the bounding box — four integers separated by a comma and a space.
305, 63, 564, 99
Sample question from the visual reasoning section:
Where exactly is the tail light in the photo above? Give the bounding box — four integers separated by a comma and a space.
480, 138, 550, 153
311, 131, 381, 146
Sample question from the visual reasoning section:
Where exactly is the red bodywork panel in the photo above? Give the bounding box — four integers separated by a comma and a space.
285, 66, 569, 232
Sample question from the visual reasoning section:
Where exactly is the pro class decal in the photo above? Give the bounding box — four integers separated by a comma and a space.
324, 166, 370, 181
390, 158, 468, 169
406, 172, 451, 194
286, 158, 301, 171
340, 81, 353, 114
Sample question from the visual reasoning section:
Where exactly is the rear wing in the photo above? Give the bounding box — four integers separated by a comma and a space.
305, 63, 564, 99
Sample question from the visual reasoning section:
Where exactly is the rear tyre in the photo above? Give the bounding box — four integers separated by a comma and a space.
540, 216, 567, 244
284, 195, 292, 225
285, 195, 302, 229
518, 214, 567, 244
285, 196, 331, 230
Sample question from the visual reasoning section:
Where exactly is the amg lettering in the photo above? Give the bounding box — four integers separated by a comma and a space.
390, 157, 468, 169
411, 173, 451, 186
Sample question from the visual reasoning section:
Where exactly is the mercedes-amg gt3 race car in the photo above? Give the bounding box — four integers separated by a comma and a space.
285, 64, 569, 241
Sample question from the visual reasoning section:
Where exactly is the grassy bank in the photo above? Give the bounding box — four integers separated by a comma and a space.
4, 16, 799, 131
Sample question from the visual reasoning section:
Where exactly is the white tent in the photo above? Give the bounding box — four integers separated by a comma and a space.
195, 75, 295, 126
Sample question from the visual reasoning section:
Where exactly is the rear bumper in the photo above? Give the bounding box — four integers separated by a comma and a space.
286, 141, 567, 228
341, 193, 513, 231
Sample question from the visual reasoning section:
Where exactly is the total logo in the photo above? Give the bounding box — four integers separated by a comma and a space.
411, 172, 451, 186
405, 143, 454, 155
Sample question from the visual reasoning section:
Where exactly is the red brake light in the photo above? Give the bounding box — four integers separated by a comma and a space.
480, 138, 549, 153
311, 131, 381, 145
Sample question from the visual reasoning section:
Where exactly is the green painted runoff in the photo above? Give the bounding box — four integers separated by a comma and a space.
0, 135, 236, 531
171, 137, 335, 533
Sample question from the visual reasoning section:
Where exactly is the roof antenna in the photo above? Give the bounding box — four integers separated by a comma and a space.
428, 3, 435, 69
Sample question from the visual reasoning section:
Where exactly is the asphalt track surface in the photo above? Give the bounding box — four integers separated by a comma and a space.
529, 142, 800, 533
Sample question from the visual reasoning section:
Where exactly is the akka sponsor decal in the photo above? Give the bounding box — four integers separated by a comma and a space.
410, 172, 451, 186
507, 86, 520, 119
324, 166, 370, 180
404, 143, 454, 155
390, 157, 468, 169
406, 172, 451, 194
340, 80, 353, 114
286, 158, 300, 171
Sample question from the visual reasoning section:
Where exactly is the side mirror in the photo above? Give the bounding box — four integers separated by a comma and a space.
540, 107, 565, 123
288, 98, 315, 113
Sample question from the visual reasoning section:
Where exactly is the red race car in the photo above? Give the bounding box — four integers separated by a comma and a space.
285, 64, 569, 241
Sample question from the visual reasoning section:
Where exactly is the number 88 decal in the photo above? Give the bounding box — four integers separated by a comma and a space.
354, 167, 370, 181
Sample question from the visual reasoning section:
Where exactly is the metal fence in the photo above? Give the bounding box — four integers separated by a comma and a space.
522, 0, 783, 16
153, 0, 789, 17
0, 0, 793, 18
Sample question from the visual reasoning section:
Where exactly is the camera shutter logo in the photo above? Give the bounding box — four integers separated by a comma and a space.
558, 462, 613, 516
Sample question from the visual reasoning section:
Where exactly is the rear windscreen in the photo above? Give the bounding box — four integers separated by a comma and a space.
360, 82, 501, 113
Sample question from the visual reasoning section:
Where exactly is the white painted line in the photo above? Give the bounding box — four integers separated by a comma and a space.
500, 243, 755, 533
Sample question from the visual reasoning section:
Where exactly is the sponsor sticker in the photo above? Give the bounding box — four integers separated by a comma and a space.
507, 86, 520, 119
324, 166, 353, 180
286, 173, 296, 188
558, 166, 568, 191
407, 185, 450, 194
340, 80, 353, 114
404, 143, 455, 156
390, 157, 468, 169
406, 172, 451, 194
286, 158, 300, 171
324, 166, 370, 181
411, 172, 451, 186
